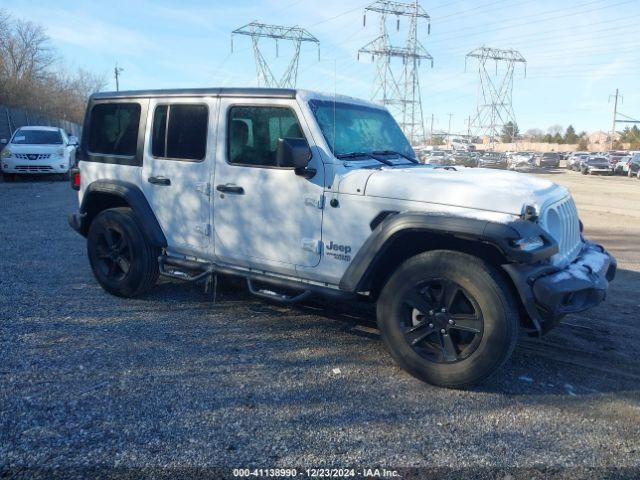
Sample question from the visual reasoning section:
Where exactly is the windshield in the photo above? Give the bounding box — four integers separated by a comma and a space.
12, 129, 63, 145
308, 100, 415, 159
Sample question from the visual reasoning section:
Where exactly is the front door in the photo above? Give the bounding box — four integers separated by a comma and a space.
213, 98, 324, 271
141, 98, 215, 253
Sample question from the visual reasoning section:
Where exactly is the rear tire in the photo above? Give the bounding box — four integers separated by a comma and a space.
87, 207, 159, 297
377, 250, 519, 388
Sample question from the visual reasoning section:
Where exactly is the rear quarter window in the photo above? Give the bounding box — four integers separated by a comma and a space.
88, 103, 141, 157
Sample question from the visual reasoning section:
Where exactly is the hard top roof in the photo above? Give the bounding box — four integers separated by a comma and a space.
91, 88, 297, 101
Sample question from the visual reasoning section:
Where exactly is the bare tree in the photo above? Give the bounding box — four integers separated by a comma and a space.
0, 10, 105, 124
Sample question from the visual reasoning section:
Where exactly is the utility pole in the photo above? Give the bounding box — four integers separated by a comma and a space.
466, 47, 526, 150
430, 113, 434, 145
609, 89, 622, 150
447, 113, 454, 144
114, 63, 123, 92
359, 1, 433, 145
231, 22, 320, 88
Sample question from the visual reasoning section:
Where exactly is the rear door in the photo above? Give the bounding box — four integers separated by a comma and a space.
141, 98, 216, 254
212, 97, 324, 272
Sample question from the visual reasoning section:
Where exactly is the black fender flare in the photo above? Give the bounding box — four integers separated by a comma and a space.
338, 212, 558, 293
70, 180, 167, 247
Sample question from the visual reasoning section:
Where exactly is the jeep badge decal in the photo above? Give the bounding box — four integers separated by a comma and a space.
325, 241, 352, 262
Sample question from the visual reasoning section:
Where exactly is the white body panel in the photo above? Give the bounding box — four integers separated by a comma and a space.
212, 97, 324, 273
141, 97, 218, 255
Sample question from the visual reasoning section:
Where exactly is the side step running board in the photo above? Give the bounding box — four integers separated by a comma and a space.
158, 256, 213, 282
246, 278, 312, 305
158, 255, 316, 305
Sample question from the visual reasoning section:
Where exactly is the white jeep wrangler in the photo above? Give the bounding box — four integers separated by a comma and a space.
69, 88, 616, 388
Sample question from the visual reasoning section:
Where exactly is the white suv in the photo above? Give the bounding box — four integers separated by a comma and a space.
1, 126, 78, 181
68, 88, 616, 388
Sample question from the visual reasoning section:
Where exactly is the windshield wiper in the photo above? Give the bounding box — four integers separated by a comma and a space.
371, 150, 420, 164
336, 152, 393, 166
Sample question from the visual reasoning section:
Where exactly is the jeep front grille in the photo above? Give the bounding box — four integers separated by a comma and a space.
539, 196, 582, 267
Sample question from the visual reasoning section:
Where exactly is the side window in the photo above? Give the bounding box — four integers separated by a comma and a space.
151, 104, 208, 161
228, 106, 304, 167
88, 103, 141, 156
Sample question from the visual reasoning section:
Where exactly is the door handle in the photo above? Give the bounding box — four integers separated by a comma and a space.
216, 184, 245, 195
148, 176, 171, 186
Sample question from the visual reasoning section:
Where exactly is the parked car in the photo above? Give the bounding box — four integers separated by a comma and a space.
508, 152, 535, 171
451, 153, 478, 167
424, 150, 453, 166
451, 138, 474, 152
567, 152, 589, 170
628, 153, 640, 178
613, 155, 632, 175
68, 87, 616, 389
581, 157, 613, 175
608, 153, 628, 169
477, 152, 508, 169
537, 152, 560, 168
1, 126, 78, 181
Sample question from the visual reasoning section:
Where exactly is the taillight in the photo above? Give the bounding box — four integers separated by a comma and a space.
70, 167, 81, 191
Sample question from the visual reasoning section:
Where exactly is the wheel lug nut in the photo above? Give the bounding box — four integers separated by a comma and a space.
449, 319, 455, 325
441, 308, 446, 313
428, 323, 434, 328
429, 310, 434, 316
440, 328, 446, 334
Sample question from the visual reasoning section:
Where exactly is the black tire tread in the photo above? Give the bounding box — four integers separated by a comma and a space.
377, 250, 519, 388
87, 207, 159, 297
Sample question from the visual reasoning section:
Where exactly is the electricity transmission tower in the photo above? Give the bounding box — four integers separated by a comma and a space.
358, 1, 433, 144
231, 22, 320, 88
465, 46, 526, 149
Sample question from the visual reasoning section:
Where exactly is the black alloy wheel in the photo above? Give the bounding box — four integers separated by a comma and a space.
94, 227, 132, 282
402, 279, 483, 364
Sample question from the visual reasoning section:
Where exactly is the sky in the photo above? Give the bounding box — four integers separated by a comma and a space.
4, 0, 640, 135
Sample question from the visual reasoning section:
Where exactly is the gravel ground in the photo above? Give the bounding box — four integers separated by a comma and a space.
1, 171, 639, 477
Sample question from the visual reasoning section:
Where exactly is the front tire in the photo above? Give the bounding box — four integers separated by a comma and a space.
377, 250, 519, 388
87, 207, 159, 297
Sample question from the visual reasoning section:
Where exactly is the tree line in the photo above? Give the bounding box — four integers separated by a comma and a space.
0, 9, 105, 125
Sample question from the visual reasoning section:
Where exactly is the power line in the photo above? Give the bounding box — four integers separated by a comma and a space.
428, 0, 635, 45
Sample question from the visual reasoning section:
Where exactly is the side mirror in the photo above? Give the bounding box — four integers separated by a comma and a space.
276, 137, 314, 178
0, 139, 7, 145
68, 136, 79, 147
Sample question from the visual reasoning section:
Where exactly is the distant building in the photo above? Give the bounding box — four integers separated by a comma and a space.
588, 130, 620, 145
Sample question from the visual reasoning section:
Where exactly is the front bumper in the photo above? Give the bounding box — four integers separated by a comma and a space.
504, 241, 616, 333
2, 158, 70, 174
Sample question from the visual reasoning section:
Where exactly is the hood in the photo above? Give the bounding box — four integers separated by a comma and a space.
363, 166, 567, 215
